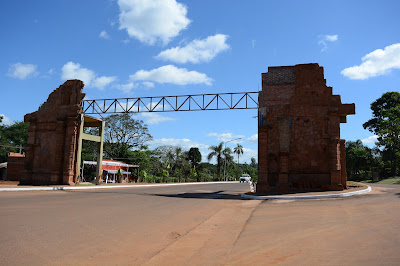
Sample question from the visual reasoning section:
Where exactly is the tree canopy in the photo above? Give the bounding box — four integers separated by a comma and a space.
363, 92, 400, 177
103, 113, 153, 159
188, 147, 201, 167
233, 144, 244, 164
207, 142, 233, 180
345, 140, 376, 180
0, 121, 29, 162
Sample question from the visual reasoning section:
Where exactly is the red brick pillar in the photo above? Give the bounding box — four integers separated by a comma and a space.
339, 139, 347, 189
257, 106, 269, 193
277, 152, 289, 192
276, 116, 291, 192
329, 138, 343, 190
62, 117, 79, 185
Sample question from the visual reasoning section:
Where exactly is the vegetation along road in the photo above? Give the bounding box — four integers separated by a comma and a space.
1, 182, 399, 265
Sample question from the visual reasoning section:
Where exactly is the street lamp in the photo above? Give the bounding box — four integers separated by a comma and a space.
223, 137, 242, 181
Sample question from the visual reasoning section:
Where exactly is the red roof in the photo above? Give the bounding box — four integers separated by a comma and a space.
8, 152, 25, 158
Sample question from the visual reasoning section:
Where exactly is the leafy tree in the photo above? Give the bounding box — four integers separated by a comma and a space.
250, 157, 257, 168
188, 147, 202, 168
103, 113, 152, 158
128, 150, 152, 170
223, 147, 234, 172
363, 92, 400, 177
0, 121, 29, 162
207, 142, 232, 180
150, 145, 190, 182
233, 144, 244, 165
2, 121, 29, 148
168, 146, 189, 182
244, 163, 258, 182
345, 140, 375, 180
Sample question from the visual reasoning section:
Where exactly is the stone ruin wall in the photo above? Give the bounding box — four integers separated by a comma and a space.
21, 80, 85, 185
257, 63, 355, 193
14, 64, 353, 189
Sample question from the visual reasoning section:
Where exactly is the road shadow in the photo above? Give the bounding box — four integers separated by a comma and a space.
151, 190, 247, 200
65, 189, 250, 200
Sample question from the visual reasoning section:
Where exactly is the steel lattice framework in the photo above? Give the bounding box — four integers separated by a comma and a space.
82, 91, 259, 115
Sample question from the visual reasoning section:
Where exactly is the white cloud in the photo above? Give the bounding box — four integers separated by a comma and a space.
240, 147, 257, 164
318, 34, 338, 51
118, 0, 190, 45
247, 134, 258, 143
115, 82, 137, 93
0, 114, 13, 125
341, 43, 400, 80
361, 135, 378, 144
325, 35, 338, 42
155, 34, 230, 64
207, 132, 245, 142
93, 76, 118, 90
142, 81, 155, 88
61, 62, 96, 86
99, 30, 111, 40
140, 112, 175, 125
61, 61, 117, 90
130, 65, 213, 85
7, 63, 38, 80
251, 40, 256, 48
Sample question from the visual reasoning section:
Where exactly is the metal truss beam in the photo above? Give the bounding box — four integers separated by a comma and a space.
82, 91, 259, 115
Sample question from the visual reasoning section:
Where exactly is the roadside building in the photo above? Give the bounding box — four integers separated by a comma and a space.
82, 159, 139, 183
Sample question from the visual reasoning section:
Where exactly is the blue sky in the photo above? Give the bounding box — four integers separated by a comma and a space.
1, 0, 399, 163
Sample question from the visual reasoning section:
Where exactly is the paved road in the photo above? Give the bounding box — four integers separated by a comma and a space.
0, 183, 399, 265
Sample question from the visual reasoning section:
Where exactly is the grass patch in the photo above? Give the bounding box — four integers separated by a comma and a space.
361, 177, 400, 184
378, 177, 400, 184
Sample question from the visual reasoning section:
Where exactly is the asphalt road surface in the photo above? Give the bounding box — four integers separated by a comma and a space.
0, 182, 399, 265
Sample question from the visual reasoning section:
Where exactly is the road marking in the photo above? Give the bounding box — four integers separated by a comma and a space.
241, 186, 372, 200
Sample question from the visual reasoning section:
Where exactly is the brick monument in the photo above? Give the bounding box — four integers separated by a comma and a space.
21, 80, 85, 185
257, 63, 355, 193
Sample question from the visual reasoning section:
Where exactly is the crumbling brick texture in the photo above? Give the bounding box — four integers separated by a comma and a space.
21, 80, 85, 185
257, 64, 355, 193
6, 154, 25, 181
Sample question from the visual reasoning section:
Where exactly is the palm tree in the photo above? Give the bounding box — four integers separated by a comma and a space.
234, 144, 244, 165
207, 142, 232, 179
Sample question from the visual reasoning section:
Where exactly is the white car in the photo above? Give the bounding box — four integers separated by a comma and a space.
239, 174, 251, 183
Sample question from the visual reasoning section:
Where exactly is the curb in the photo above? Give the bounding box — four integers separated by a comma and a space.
241, 186, 372, 200
0, 181, 238, 192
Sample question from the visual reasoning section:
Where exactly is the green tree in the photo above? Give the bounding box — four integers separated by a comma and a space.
0, 121, 29, 162
103, 113, 152, 159
223, 147, 234, 179
168, 146, 187, 182
188, 147, 202, 168
345, 140, 374, 181
233, 144, 244, 165
363, 92, 400, 177
207, 142, 232, 180
250, 157, 257, 168
244, 163, 258, 182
